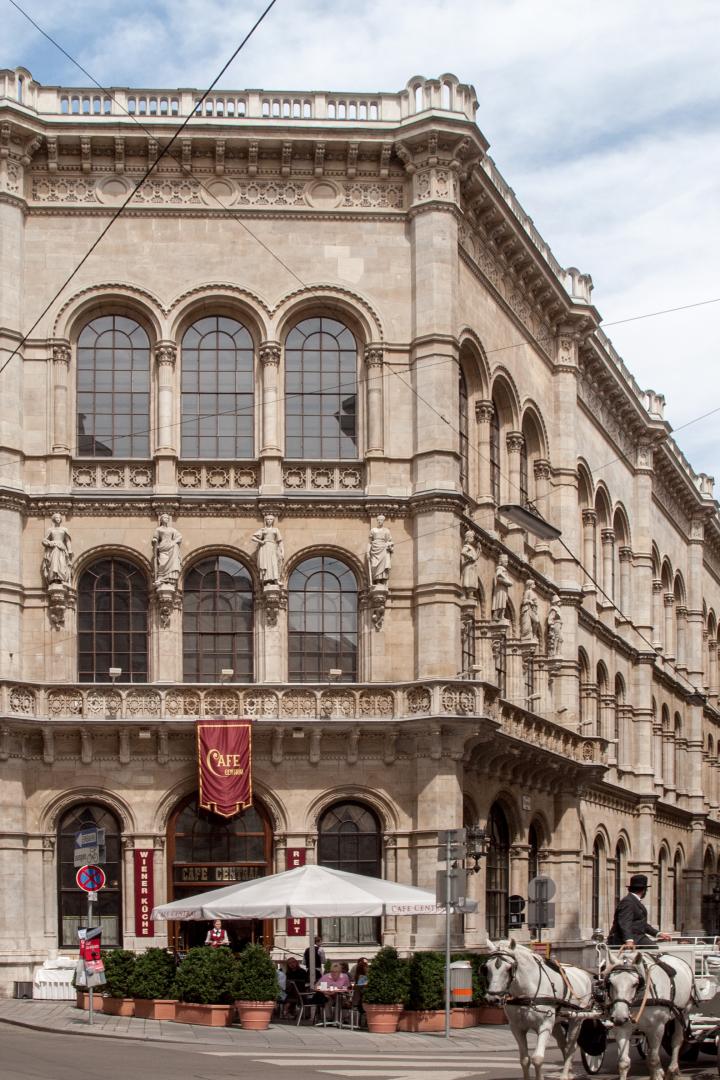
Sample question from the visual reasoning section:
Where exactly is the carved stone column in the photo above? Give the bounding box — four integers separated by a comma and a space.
600, 528, 615, 605
504, 431, 525, 553
42, 835, 56, 938
581, 510, 597, 596
154, 341, 177, 491
664, 593, 676, 661
364, 344, 384, 454
531, 460, 553, 575
652, 579, 664, 649
618, 546, 633, 620
474, 400, 495, 529
709, 640, 718, 700
259, 341, 282, 493
51, 342, 71, 452
152, 587, 182, 683
257, 584, 287, 683
676, 605, 688, 671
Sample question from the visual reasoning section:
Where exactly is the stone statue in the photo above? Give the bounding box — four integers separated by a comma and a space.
491, 553, 512, 622
520, 578, 541, 641
252, 513, 284, 586
367, 514, 393, 586
460, 530, 480, 596
547, 593, 563, 657
152, 514, 182, 586
42, 513, 73, 585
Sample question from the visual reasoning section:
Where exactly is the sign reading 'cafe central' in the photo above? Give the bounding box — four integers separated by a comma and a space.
196, 718, 253, 818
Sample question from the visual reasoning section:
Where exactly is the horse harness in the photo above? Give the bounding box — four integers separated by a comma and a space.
603, 955, 692, 1025
491, 950, 585, 1012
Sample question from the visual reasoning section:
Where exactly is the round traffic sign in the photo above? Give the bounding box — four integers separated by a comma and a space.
76, 865, 106, 892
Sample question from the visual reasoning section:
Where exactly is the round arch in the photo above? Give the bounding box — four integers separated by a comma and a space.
520, 400, 550, 460
168, 286, 269, 344
181, 545, 259, 592
490, 368, 520, 428
73, 545, 152, 587
577, 460, 594, 508
53, 283, 165, 343
39, 786, 137, 834
458, 331, 490, 396
284, 544, 365, 588
273, 286, 382, 346
306, 784, 397, 834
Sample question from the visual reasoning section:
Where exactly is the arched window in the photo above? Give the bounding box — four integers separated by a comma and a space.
181, 316, 254, 459
78, 558, 148, 682
76, 315, 150, 457
459, 369, 469, 491
318, 802, 381, 945
578, 649, 590, 730
183, 556, 254, 683
591, 836, 605, 931
674, 713, 683, 795
614, 840, 627, 909
58, 803, 122, 945
486, 802, 510, 939
528, 822, 541, 885
658, 847, 667, 925
288, 556, 357, 681
285, 317, 357, 459
519, 438, 529, 505
489, 404, 500, 503
673, 851, 683, 931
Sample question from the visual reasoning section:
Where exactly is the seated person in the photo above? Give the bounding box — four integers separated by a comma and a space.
312, 961, 351, 1016
351, 957, 369, 987
285, 956, 309, 989
277, 965, 287, 1003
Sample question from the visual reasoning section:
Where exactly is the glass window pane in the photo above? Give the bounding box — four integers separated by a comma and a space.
181, 316, 255, 458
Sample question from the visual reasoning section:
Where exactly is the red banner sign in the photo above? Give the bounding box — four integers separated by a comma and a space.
197, 719, 253, 818
286, 848, 307, 936
134, 849, 154, 937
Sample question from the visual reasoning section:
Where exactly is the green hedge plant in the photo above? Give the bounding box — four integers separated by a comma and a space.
172, 946, 237, 1005
103, 949, 137, 998
128, 948, 176, 1000
233, 944, 279, 1002
363, 947, 410, 1006
407, 950, 445, 1011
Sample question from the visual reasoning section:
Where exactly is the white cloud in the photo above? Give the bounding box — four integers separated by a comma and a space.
3, 0, 719, 471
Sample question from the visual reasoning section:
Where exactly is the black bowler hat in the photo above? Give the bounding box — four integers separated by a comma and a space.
628, 873, 650, 890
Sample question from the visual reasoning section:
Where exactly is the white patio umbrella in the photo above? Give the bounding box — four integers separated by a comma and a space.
152, 863, 443, 985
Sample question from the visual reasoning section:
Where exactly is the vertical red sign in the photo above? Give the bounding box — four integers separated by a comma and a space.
286, 848, 306, 936
197, 719, 253, 817
134, 849, 154, 938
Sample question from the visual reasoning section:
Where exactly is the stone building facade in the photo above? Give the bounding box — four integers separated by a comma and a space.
1, 66, 719, 993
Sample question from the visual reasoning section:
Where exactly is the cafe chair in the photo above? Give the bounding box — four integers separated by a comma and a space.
286, 980, 316, 1025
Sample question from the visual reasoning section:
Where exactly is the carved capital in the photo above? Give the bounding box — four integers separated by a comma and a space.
475, 400, 494, 424
52, 341, 71, 366
47, 582, 75, 629
154, 341, 177, 367
364, 344, 384, 368
533, 459, 551, 481
581, 509, 597, 528
154, 583, 182, 629
262, 584, 287, 628
506, 431, 524, 454
664, 593, 675, 608
636, 443, 654, 470
259, 341, 281, 367
652, 578, 664, 593
368, 583, 388, 631
618, 545, 633, 562
601, 528, 615, 545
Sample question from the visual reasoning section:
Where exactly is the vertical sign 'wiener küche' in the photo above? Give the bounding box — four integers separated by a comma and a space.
134, 848, 154, 937
197, 719, 253, 818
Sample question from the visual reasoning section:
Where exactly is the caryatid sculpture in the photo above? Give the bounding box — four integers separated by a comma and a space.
367, 514, 394, 586
546, 593, 563, 657
491, 553, 512, 622
460, 530, 480, 598
252, 513, 284, 586
42, 513, 73, 586
152, 513, 183, 586
520, 578, 541, 642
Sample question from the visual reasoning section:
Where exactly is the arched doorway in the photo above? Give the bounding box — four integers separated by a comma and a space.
167, 794, 273, 951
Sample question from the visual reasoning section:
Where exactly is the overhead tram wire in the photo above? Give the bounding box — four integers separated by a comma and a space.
0, 0, 281, 381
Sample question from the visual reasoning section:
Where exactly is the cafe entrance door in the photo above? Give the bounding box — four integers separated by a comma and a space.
167, 794, 273, 953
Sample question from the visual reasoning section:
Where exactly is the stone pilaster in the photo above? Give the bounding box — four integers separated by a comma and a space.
259, 342, 282, 494
154, 340, 177, 491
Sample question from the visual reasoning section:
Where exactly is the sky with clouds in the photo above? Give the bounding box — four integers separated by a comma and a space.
4, 0, 719, 475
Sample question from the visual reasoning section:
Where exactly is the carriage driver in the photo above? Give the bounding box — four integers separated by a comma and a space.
608, 873, 671, 948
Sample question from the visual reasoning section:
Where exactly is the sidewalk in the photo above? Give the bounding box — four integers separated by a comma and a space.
0, 999, 516, 1053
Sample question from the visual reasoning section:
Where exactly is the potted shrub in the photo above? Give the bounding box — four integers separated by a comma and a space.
363, 947, 410, 1034
102, 949, 137, 1016
128, 947, 178, 1020
398, 951, 446, 1032
171, 946, 237, 1026
233, 944, 279, 1030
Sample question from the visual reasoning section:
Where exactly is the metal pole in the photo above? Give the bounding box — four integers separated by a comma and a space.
87, 891, 93, 1026
308, 916, 316, 988
444, 835, 451, 1040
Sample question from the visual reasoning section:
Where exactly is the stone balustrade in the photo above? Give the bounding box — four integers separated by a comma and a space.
1, 679, 605, 766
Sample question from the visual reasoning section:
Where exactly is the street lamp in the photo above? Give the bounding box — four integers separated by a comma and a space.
498, 503, 562, 541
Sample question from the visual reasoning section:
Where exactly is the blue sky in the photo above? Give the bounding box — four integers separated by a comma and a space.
4, 0, 719, 476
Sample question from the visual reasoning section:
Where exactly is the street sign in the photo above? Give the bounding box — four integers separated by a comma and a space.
76, 865, 106, 893
74, 846, 100, 868
75, 827, 105, 849
437, 828, 467, 860
528, 875, 556, 901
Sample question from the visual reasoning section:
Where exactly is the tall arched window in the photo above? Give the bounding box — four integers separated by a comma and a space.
591, 837, 605, 930
285, 317, 357, 459
528, 822, 541, 885
318, 802, 381, 945
78, 558, 148, 682
181, 316, 254, 459
77, 315, 150, 457
673, 851, 683, 930
58, 803, 122, 945
459, 369, 469, 492
578, 649, 590, 730
486, 802, 510, 939
183, 556, 254, 682
614, 840, 627, 909
489, 405, 501, 503
658, 847, 667, 925
288, 556, 357, 681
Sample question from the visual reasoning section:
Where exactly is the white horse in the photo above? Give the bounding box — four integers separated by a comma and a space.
602, 950, 694, 1080
484, 939, 594, 1080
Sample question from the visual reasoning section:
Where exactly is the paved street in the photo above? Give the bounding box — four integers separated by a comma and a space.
1, 1004, 720, 1080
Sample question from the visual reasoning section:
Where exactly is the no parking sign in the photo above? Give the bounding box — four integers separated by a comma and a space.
76, 865, 106, 893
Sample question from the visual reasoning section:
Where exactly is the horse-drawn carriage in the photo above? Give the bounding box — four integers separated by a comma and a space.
484, 936, 720, 1080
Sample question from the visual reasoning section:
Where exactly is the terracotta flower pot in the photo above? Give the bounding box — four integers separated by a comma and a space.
75, 990, 104, 1012
133, 998, 177, 1021
235, 1000, 276, 1030
102, 996, 135, 1017
397, 1009, 445, 1033
173, 1002, 235, 1026
363, 1002, 404, 1034
451, 1006, 482, 1028
476, 1004, 508, 1025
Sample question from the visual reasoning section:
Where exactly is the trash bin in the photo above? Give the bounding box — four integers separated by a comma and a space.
13, 982, 33, 999
449, 960, 473, 1005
